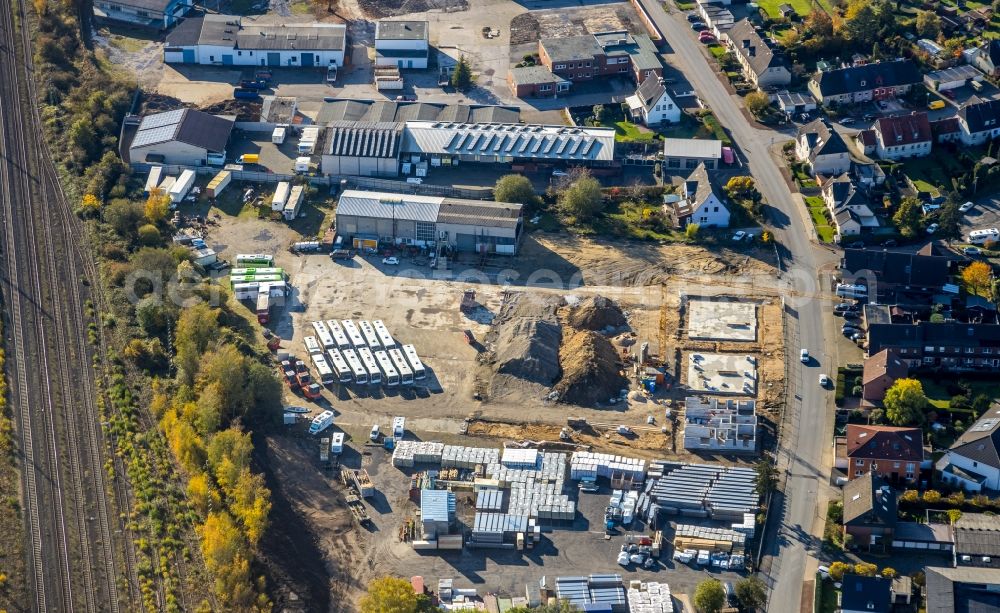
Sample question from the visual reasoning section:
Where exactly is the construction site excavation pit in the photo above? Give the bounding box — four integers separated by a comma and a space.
685, 297, 758, 342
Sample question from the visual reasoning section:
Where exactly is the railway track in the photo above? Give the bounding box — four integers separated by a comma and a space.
0, 1, 132, 610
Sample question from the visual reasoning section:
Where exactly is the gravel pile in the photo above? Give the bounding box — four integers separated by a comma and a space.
486, 293, 564, 398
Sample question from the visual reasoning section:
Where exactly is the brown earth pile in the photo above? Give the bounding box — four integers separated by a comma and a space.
566, 295, 627, 331
553, 330, 627, 406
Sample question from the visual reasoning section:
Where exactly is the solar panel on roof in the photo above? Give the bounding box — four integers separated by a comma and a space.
139, 109, 184, 130
132, 124, 179, 149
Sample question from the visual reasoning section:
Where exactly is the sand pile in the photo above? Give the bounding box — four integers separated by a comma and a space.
554, 331, 627, 406
566, 295, 627, 331
486, 293, 564, 398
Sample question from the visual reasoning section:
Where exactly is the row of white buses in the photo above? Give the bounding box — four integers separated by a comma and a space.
305, 319, 426, 387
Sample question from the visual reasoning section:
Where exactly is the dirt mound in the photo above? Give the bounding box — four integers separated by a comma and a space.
486, 293, 563, 399
553, 330, 627, 406
566, 295, 627, 331
200, 99, 263, 122
357, 0, 467, 18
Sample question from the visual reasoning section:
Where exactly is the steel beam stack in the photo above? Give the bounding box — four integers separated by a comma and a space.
648, 462, 759, 520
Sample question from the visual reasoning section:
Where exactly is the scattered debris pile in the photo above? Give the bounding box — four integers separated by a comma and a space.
554, 330, 627, 406
486, 293, 564, 398
566, 295, 627, 331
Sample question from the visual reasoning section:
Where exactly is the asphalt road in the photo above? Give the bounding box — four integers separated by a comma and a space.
633, 1, 841, 610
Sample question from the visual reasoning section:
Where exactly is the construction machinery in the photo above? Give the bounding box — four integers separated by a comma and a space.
460, 289, 477, 313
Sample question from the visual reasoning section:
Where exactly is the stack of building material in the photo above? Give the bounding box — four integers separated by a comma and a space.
673, 524, 746, 553
648, 462, 759, 520
731, 513, 756, 538
555, 575, 626, 611
476, 489, 505, 511
420, 490, 455, 539
441, 445, 500, 468
469, 513, 529, 548
488, 452, 567, 487
571, 451, 646, 483
502, 448, 540, 469
507, 481, 575, 521
705, 466, 758, 521
627, 581, 673, 613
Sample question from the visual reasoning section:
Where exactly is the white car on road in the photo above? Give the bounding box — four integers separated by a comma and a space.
382, 256, 399, 265
800, 348, 809, 363
960, 201, 975, 212
732, 230, 746, 241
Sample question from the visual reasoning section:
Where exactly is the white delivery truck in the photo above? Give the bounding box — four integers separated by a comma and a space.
392, 416, 405, 441
309, 410, 335, 435
168, 169, 196, 204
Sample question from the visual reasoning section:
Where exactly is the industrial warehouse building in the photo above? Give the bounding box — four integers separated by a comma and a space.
335, 190, 523, 255
374, 20, 429, 69
127, 108, 234, 166
321, 121, 404, 177
164, 14, 346, 67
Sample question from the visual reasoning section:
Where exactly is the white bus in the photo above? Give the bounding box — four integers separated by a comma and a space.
358, 320, 382, 350
303, 335, 323, 356
327, 320, 351, 349
968, 228, 1000, 245
308, 410, 335, 435
342, 320, 366, 349
312, 321, 336, 349
235, 254, 274, 267
402, 344, 426, 380
373, 320, 396, 349
311, 353, 335, 385
327, 348, 352, 384
230, 267, 284, 276
389, 348, 413, 386
374, 350, 399, 387
357, 347, 382, 385
342, 349, 368, 385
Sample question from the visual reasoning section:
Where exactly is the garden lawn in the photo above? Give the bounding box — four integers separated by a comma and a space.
707, 44, 727, 58
758, 0, 826, 17
903, 156, 963, 196
613, 120, 658, 143
920, 379, 1000, 410
807, 197, 835, 243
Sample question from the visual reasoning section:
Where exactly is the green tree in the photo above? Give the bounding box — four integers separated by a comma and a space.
451, 55, 473, 90
881, 567, 898, 578
494, 174, 540, 207
892, 196, 922, 238
557, 172, 603, 221
805, 9, 834, 37
360, 576, 419, 613
734, 576, 767, 612
693, 578, 727, 613
104, 198, 144, 237
725, 176, 759, 201
69, 117, 98, 162
686, 223, 701, 241
884, 378, 928, 426
754, 457, 779, 497
592, 104, 607, 124
842, 4, 880, 47
137, 223, 161, 246
175, 303, 221, 386
948, 509, 963, 524
745, 91, 771, 117
916, 10, 941, 38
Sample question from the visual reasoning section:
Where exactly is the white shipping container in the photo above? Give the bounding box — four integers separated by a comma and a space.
168, 169, 196, 203
272, 126, 287, 144
283, 185, 304, 221
271, 181, 290, 211
144, 166, 163, 195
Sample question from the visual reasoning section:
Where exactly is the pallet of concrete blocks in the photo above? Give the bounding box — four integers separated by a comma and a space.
392, 441, 417, 467
571, 451, 646, 482
412, 442, 445, 464
441, 445, 499, 469
627, 581, 674, 613
502, 448, 540, 469
731, 512, 756, 538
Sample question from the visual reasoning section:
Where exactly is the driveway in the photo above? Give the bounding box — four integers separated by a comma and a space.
633, 0, 841, 610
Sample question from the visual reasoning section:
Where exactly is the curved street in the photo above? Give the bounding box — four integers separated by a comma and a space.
631, 0, 842, 610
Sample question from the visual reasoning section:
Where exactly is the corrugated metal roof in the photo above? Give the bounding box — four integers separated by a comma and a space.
437, 199, 522, 229
402, 121, 615, 162
325, 122, 403, 158
235, 23, 345, 51
337, 189, 441, 223
420, 490, 454, 523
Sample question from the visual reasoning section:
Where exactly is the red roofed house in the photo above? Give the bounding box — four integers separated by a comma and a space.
844, 424, 924, 485
872, 112, 932, 160
855, 129, 877, 156
862, 349, 909, 404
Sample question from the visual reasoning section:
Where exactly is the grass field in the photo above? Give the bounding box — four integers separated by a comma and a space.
758, 0, 830, 17
920, 379, 1000, 410
613, 120, 658, 143
903, 156, 962, 196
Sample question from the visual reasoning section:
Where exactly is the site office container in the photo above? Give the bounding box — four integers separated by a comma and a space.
311, 352, 335, 385
327, 349, 353, 383
374, 350, 400, 387
343, 348, 368, 384
357, 347, 382, 385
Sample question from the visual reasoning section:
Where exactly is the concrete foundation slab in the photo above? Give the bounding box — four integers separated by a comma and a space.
687, 298, 757, 342
686, 352, 757, 396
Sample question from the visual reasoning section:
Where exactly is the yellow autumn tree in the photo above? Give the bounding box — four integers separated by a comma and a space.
160, 409, 206, 473
144, 188, 170, 224
360, 576, 419, 613
231, 469, 271, 546
962, 261, 993, 298
80, 193, 100, 214
199, 511, 256, 608
188, 472, 221, 515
